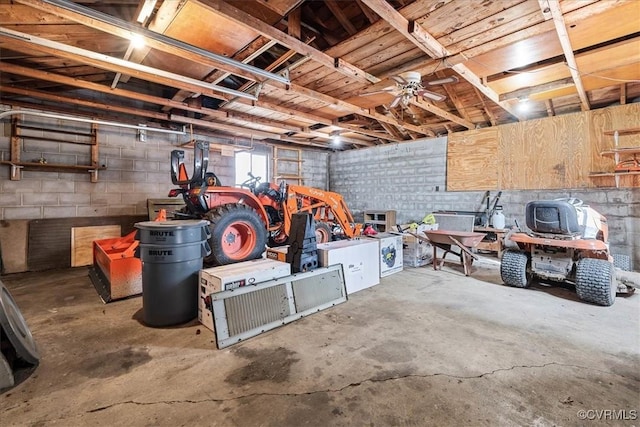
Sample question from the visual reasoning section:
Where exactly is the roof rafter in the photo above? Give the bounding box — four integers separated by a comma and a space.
538, 0, 590, 110
360, 0, 522, 120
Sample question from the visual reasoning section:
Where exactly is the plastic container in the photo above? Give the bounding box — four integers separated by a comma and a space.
491, 206, 506, 230
134, 221, 211, 327
135, 220, 210, 245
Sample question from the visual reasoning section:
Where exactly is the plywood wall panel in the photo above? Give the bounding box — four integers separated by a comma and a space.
447, 128, 499, 191
449, 103, 640, 191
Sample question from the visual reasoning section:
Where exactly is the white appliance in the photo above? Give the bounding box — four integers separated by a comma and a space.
365, 233, 403, 277
198, 258, 291, 331
317, 239, 379, 295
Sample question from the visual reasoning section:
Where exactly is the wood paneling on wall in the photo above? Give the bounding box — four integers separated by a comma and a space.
447, 103, 640, 190
446, 128, 498, 190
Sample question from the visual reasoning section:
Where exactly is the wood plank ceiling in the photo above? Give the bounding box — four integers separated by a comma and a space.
0, 0, 638, 150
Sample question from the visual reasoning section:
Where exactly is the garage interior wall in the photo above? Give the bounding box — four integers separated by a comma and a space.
329, 104, 640, 270
0, 112, 328, 273
0, 103, 638, 272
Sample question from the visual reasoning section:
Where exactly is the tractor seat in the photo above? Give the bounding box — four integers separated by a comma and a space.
525, 200, 581, 235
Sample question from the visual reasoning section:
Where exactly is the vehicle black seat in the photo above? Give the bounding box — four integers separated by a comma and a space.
525, 200, 581, 235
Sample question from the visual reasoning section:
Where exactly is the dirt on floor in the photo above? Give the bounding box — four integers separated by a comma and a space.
1, 257, 639, 426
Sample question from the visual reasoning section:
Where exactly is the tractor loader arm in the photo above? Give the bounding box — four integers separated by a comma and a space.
286, 185, 362, 239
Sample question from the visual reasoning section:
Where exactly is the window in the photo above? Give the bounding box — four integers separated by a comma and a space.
235, 151, 268, 187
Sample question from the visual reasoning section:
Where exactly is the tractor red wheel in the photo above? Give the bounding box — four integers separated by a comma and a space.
205, 203, 267, 266
315, 222, 332, 243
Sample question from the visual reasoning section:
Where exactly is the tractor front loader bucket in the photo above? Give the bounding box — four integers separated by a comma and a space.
89, 210, 166, 303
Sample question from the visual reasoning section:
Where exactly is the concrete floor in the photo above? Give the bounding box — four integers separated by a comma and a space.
1, 258, 639, 426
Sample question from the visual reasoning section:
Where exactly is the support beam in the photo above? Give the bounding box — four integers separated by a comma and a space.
545, 99, 555, 117
0, 27, 255, 101
360, 0, 521, 120
499, 77, 574, 102
473, 87, 497, 126
0, 85, 169, 121
539, 0, 590, 110
194, 0, 379, 84
326, 0, 358, 36
620, 83, 627, 105
0, 61, 226, 117
17, 0, 290, 85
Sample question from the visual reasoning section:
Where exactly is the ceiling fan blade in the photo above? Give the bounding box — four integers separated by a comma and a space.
390, 75, 408, 85
418, 90, 446, 102
389, 96, 402, 108
360, 88, 397, 96
425, 76, 459, 86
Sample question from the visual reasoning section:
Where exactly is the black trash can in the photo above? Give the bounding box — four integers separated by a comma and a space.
135, 220, 211, 327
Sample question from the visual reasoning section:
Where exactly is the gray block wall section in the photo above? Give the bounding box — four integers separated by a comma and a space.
300, 150, 329, 189
0, 114, 328, 222
0, 116, 234, 220
329, 137, 640, 270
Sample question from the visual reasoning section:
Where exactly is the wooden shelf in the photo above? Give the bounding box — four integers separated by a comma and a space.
0, 160, 106, 182
364, 210, 396, 232
589, 171, 640, 177
5, 117, 103, 182
0, 161, 105, 173
589, 128, 640, 188
273, 157, 304, 163
600, 147, 640, 156
603, 127, 640, 136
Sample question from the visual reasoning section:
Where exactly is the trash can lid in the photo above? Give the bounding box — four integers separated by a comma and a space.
135, 219, 209, 230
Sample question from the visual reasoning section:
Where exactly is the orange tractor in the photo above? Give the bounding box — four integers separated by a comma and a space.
169, 142, 362, 266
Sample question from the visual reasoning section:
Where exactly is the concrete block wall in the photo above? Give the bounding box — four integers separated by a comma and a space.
329, 137, 640, 270
300, 149, 329, 189
0, 115, 233, 220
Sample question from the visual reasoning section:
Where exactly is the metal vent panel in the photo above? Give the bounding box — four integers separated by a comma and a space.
224, 284, 290, 337
210, 265, 346, 348
292, 269, 345, 312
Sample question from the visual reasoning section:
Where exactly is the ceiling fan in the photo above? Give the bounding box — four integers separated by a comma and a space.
362, 71, 458, 108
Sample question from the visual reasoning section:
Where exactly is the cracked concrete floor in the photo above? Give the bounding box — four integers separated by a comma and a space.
1, 258, 639, 426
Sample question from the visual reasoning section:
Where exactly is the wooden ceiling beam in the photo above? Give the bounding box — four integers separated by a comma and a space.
499, 77, 575, 101
0, 85, 170, 121
355, 0, 379, 24
378, 121, 405, 141
473, 86, 497, 127
539, 0, 590, 110
193, 0, 379, 84
164, 37, 277, 111
331, 121, 398, 143
0, 29, 240, 102
0, 61, 226, 117
409, 98, 473, 129
435, 70, 472, 123
360, 0, 522, 120
620, 83, 627, 105
14, 0, 276, 85
287, 6, 301, 39
325, 0, 358, 36
545, 99, 555, 117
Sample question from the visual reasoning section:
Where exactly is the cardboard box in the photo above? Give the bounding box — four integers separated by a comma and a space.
402, 234, 433, 268
365, 232, 403, 277
266, 246, 288, 262
198, 258, 291, 331
317, 239, 379, 295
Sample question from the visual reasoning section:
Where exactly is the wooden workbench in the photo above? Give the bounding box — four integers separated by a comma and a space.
473, 227, 508, 258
